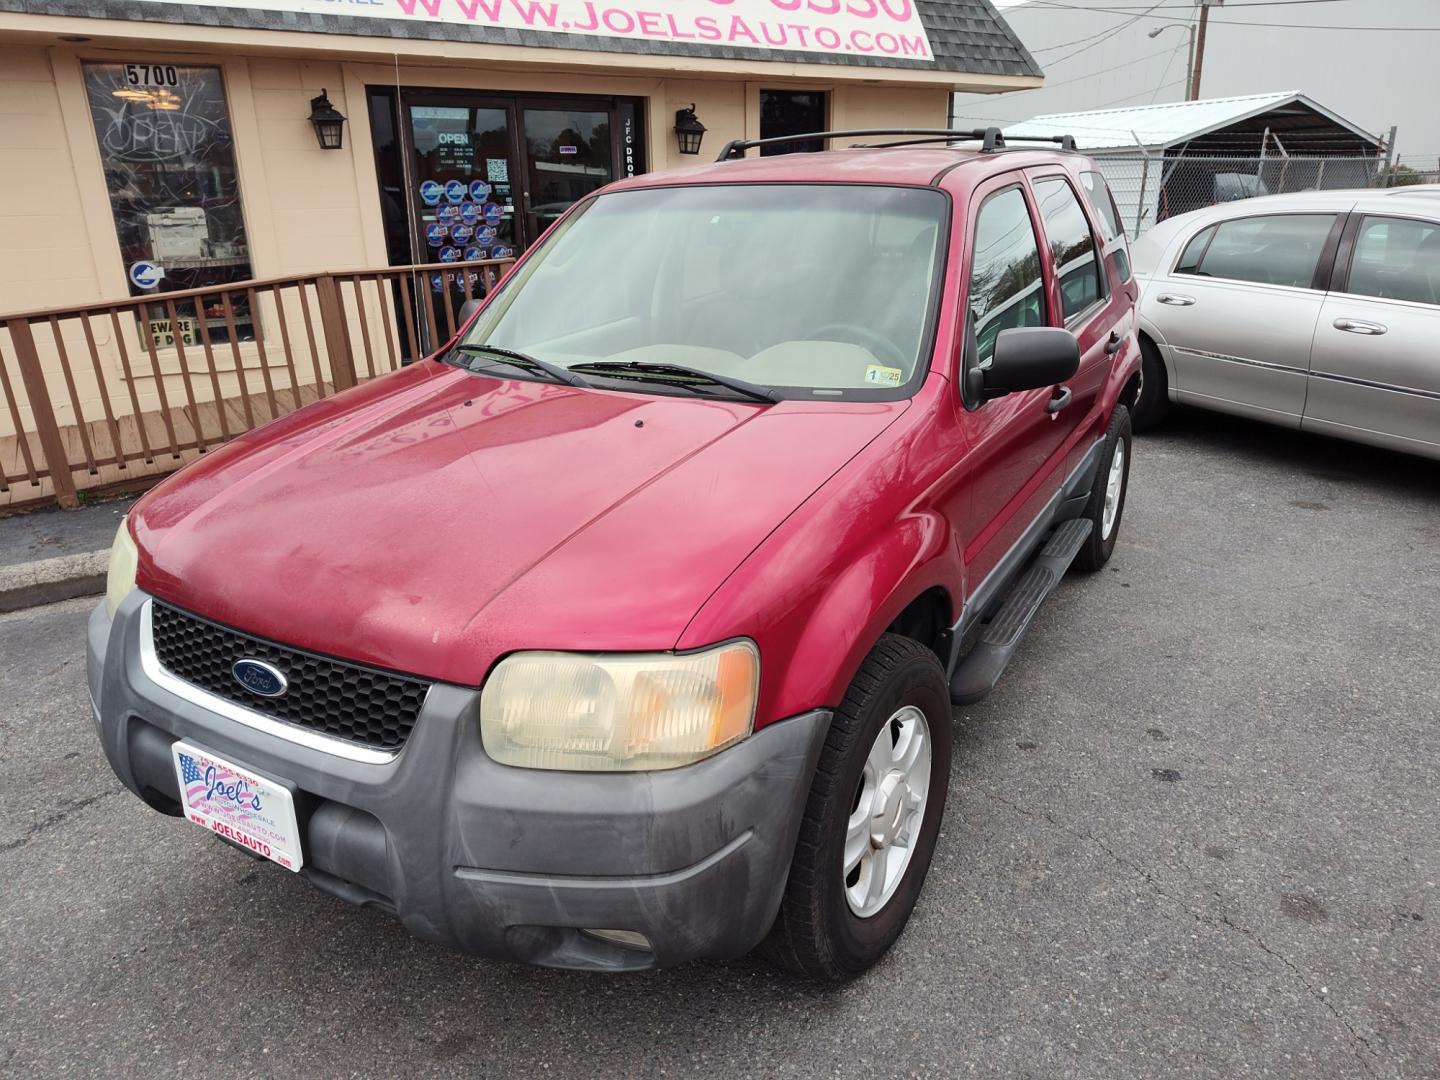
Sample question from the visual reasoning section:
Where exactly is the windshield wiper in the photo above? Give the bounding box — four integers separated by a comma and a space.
452, 343, 593, 388
568, 361, 779, 404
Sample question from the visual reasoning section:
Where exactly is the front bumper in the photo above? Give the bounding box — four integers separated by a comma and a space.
88, 592, 830, 971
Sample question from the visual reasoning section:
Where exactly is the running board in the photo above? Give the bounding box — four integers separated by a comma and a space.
949, 518, 1093, 706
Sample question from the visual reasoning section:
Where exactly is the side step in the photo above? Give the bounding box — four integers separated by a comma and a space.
950, 518, 1093, 706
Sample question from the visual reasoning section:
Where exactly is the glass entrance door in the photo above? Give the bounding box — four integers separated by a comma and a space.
520, 106, 614, 238
405, 97, 522, 266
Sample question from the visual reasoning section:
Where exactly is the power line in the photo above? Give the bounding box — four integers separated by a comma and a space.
1029, 5, 1186, 55
1037, 1, 1171, 67
1148, 36, 1188, 103
1022, 3, 1440, 29
999, 44, 1190, 93
1027, 0, 1368, 8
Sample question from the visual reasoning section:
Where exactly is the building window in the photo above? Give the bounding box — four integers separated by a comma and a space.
83, 62, 253, 343
760, 90, 827, 156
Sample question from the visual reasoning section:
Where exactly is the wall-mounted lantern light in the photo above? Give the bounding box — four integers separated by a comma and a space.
674, 104, 706, 156
309, 89, 347, 150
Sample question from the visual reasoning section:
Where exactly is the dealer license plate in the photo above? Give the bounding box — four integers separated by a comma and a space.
172, 741, 303, 871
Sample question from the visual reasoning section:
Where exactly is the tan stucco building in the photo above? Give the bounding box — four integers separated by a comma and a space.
0, 0, 1038, 508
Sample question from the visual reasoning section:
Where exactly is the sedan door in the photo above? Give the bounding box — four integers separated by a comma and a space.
1147, 212, 1344, 427
1306, 213, 1440, 459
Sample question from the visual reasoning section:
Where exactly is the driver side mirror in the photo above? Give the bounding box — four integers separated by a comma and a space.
967, 327, 1079, 402
457, 298, 483, 326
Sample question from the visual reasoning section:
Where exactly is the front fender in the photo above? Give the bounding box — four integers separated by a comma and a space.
679, 503, 961, 730
783, 512, 957, 718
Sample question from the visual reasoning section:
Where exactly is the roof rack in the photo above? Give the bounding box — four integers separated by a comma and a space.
715, 127, 1076, 161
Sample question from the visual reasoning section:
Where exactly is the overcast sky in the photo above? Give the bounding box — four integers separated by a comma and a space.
958, 0, 1440, 168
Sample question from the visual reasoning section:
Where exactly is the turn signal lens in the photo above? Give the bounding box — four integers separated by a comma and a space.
105, 520, 139, 618
479, 641, 759, 771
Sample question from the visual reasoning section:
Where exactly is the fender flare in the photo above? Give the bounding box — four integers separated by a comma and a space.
772, 510, 959, 718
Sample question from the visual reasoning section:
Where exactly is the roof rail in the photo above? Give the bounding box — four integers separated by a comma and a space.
715, 127, 1076, 161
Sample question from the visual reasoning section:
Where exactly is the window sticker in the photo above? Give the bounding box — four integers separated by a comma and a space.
464, 246, 486, 261
419, 180, 442, 206
444, 179, 466, 204
425, 223, 447, 246
469, 180, 492, 202
129, 260, 164, 289
439, 245, 461, 263
864, 364, 903, 387
436, 203, 460, 226
486, 158, 509, 183
459, 203, 480, 226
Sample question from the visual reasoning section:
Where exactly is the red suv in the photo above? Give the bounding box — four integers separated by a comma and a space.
90, 128, 1140, 980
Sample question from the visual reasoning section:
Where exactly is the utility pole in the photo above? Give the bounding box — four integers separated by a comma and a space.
1189, 0, 1222, 101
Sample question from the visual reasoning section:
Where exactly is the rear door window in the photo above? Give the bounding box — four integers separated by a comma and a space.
1178, 213, 1336, 289
968, 185, 1046, 368
1033, 176, 1105, 320
1346, 216, 1440, 305
1080, 170, 1124, 240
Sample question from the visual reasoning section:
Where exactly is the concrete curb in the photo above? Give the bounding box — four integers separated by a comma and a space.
0, 550, 108, 614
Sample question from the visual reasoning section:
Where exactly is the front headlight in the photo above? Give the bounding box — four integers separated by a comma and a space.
479, 640, 759, 772
105, 519, 139, 618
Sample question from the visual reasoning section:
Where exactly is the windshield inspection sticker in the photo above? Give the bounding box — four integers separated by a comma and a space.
864, 364, 903, 387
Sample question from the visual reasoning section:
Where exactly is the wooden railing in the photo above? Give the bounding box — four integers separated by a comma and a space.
0, 258, 514, 511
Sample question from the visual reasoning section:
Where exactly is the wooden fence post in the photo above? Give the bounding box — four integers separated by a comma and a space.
314, 274, 357, 393
6, 317, 80, 509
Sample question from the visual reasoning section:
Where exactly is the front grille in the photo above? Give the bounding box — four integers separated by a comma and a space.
149, 602, 431, 752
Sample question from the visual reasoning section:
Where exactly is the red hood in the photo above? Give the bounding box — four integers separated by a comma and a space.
133, 363, 908, 685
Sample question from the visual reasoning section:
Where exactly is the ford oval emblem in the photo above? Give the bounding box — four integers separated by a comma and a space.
232, 658, 288, 698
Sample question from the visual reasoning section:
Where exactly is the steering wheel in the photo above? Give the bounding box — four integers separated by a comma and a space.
808, 323, 907, 368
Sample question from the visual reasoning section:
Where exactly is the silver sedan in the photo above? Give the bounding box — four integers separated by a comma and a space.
1128, 189, 1440, 460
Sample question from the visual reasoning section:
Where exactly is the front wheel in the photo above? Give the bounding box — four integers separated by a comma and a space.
1072, 404, 1132, 573
763, 634, 953, 981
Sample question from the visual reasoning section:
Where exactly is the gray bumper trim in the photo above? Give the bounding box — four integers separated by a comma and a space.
88, 593, 832, 970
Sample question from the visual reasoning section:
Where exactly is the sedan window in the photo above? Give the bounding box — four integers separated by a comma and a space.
1177, 213, 1335, 289
1347, 216, 1440, 305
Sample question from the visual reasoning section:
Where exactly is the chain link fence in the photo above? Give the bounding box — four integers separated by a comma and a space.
1089, 154, 1413, 236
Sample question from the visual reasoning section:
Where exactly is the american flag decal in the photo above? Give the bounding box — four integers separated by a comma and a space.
180, 752, 203, 787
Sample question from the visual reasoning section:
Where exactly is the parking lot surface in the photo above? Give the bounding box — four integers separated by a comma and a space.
2, 410, 1437, 1080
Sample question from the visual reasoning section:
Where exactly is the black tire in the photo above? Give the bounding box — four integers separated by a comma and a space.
1073, 404, 1132, 573
763, 634, 953, 981
1130, 337, 1170, 433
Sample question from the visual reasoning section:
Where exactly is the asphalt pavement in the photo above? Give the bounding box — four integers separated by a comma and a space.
1, 410, 1437, 1079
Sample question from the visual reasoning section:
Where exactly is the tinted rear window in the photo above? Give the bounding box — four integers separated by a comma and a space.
1034, 177, 1104, 320
1177, 214, 1335, 289
1080, 170, 1124, 240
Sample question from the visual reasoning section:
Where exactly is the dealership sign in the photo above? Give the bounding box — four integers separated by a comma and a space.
133, 0, 933, 62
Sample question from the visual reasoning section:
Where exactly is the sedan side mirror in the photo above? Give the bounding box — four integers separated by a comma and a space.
977, 327, 1080, 401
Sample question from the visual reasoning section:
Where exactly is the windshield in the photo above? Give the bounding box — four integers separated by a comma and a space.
460, 184, 947, 397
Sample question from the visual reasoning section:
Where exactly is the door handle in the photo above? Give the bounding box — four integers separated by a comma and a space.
1157, 293, 1195, 306
1105, 330, 1124, 355
1333, 317, 1387, 336
1046, 386, 1073, 414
